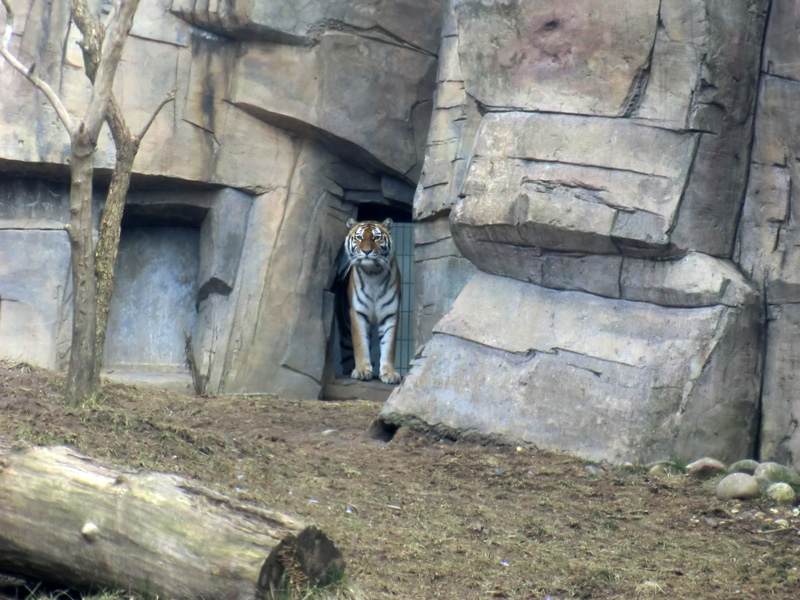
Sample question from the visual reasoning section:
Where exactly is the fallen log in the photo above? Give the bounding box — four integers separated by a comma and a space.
0, 442, 343, 599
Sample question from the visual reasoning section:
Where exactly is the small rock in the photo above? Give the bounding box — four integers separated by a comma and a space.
754, 462, 800, 485
647, 462, 682, 476
766, 482, 797, 505
727, 459, 759, 475
773, 519, 790, 529
687, 457, 726, 479
648, 464, 669, 476
81, 521, 100, 541
716, 473, 760, 500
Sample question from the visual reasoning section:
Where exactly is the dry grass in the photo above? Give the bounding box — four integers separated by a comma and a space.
0, 361, 799, 600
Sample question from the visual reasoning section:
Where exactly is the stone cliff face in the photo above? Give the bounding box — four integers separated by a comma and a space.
0, 0, 434, 397
385, 0, 800, 470
1, 0, 799, 468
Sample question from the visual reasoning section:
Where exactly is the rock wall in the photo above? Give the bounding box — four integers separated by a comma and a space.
411, 1, 479, 347
0, 0, 436, 395
735, 0, 800, 470
383, 0, 800, 467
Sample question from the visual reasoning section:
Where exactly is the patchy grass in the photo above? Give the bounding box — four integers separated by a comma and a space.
0, 361, 799, 600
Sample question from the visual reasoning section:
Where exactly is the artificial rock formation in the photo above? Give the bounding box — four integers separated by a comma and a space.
411, 0, 479, 347
385, 271, 762, 464
735, 0, 800, 471
0, 0, 433, 397
383, 0, 790, 467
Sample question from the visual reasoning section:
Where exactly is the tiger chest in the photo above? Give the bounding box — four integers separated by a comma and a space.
352, 265, 395, 319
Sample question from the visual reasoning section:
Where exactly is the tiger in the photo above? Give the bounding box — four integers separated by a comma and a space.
335, 217, 402, 385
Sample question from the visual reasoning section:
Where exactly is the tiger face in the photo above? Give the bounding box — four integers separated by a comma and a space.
345, 218, 394, 270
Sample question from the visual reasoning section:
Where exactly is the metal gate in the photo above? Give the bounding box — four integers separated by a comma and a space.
392, 221, 415, 376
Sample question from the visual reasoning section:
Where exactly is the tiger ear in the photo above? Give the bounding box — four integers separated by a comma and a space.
346, 218, 357, 229
381, 218, 394, 230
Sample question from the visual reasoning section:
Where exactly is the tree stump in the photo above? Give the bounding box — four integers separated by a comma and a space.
0, 442, 343, 600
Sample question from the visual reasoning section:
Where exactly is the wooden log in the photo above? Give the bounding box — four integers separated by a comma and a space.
0, 442, 343, 600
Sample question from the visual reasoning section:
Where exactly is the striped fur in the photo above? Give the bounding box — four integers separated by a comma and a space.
335, 218, 402, 384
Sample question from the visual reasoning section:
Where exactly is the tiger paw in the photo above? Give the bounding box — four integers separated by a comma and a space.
351, 367, 373, 381
379, 369, 402, 385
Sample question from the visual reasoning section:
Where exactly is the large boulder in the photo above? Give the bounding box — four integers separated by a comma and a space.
451, 111, 697, 259
413, 0, 768, 348
383, 271, 762, 464
230, 34, 435, 178
388, 0, 772, 463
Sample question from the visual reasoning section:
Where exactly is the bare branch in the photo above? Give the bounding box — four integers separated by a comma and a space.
70, 0, 173, 149
105, 0, 122, 29
136, 86, 177, 143
1, 0, 74, 131
70, 1, 131, 151
70, 1, 104, 80
81, 0, 142, 140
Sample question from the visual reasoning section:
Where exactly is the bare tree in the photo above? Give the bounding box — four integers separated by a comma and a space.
69, 1, 176, 375
1, 0, 174, 400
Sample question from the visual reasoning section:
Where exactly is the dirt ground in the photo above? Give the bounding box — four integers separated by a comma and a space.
0, 361, 799, 599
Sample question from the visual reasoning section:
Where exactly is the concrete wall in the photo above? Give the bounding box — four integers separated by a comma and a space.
103, 225, 200, 372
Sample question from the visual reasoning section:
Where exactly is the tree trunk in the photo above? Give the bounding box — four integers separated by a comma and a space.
65, 132, 99, 402
70, 0, 131, 372
2, 0, 147, 401
0, 443, 344, 600
70, 1, 175, 376
61, 0, 142, 402
94, 148, 135, 368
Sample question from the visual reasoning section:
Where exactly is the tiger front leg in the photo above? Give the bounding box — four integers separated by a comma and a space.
378, 312, 401, 384
349, 306, 373, 381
